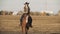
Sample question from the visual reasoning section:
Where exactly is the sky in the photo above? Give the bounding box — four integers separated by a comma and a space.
0, 0, 60, 14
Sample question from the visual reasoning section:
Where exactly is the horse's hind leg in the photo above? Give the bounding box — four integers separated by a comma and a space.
25, 28, 28, 34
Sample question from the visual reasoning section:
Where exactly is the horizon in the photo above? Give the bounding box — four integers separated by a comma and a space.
0, 0, 60, 14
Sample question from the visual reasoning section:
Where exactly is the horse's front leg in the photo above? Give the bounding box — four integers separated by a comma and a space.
22, 26, 26, 34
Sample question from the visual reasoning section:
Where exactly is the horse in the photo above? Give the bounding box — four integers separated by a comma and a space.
20, 13, 32, 34
20, 2, 32, 34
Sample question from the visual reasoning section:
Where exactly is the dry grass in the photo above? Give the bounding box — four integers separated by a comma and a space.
0, 15, 60, 33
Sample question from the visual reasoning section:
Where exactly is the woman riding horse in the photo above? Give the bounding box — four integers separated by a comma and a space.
20, 2, 32, 34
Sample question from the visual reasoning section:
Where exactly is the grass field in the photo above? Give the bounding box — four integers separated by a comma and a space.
0, 15, 60, 34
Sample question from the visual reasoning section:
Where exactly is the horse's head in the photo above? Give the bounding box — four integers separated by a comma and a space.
23, 14, 27, 18
23, 14, 28, 24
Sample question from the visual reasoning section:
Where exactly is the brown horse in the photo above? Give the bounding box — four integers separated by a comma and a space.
21, 14, 28, 34
20, 2, 32, 34
20, 13, 32, 34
